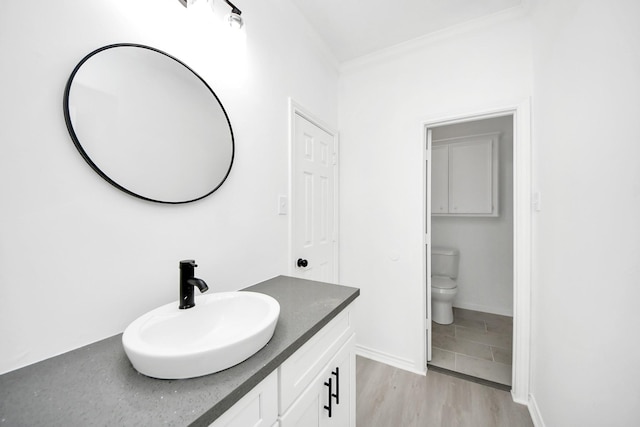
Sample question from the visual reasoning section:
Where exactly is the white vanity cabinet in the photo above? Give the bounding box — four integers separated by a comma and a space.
432, 133, 499, 217
279, 335, 354, 427
210, 306, 355, 427
279, 306, 355, 427
0, 276, 359, 427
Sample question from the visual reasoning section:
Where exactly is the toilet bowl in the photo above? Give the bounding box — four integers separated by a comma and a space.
431, 247, 459, 325
431, 276, 458, 324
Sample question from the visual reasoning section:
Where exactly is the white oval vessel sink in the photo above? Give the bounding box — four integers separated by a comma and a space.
122, 291, 280, 379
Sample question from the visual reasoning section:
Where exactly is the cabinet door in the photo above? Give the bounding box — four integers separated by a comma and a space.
279, 379, 323, 427
323, 336, 354, 427
431, 145, 449, 214
209, 372, 278, 427
449, 139, 493, 214
280, 335, 355, 427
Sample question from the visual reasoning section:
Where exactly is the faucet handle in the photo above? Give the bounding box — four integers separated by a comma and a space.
180, 259, 197, 268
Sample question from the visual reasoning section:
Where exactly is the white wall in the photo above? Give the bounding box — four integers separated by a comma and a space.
339, 14, 532, 371
432, 116, 514, 316
529, 0, 640, 425
0, 0, 338, 374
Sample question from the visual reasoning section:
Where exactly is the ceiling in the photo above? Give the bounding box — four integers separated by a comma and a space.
289, 0, 523, 63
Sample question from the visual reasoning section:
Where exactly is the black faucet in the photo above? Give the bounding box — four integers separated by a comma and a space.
179, 260, 209, 309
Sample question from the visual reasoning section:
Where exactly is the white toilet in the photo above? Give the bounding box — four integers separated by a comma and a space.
431, 247, 459, 325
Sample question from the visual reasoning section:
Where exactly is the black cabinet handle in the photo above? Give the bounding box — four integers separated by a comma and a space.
324, 377, 333, 417
297, 258, 308, 268
332, 367, 340, 405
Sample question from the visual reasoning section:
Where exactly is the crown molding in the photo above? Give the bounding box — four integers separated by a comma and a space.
340, 0, 531, 74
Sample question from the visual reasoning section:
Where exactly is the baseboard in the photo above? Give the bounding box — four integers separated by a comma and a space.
453, 302, 513, 317
511, 388, 528, 406
527, 393, 546, 427
355, 345, 425, 375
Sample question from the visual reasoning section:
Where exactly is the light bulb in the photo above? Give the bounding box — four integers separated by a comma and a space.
177, 0, 198, 8
228, 12, 243, 29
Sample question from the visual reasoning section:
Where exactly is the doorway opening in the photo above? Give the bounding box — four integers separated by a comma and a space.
422, 103, 531, 402
429, 116, 514, 386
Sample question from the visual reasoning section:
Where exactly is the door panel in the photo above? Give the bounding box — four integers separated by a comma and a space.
293, 114, 337, 283
431, 145, 449, 214
425, 128, 433, 362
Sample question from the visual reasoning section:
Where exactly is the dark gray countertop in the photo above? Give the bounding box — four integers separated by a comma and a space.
0, 275, 359, 427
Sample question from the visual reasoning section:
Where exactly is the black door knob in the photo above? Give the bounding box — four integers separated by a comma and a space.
297, 258, 308, 268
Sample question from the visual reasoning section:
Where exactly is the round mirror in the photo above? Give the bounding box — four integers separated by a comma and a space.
64, 44, 234, 204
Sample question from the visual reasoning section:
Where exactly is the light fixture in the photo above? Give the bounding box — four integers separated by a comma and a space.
178, 0, 243, 29
226, 1, 244, 30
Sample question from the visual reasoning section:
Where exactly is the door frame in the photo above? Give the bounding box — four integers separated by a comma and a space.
288, 99, 340, 282
421, 99, 531, 404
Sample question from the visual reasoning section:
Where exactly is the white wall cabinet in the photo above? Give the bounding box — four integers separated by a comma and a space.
432, 133, 499, 217
211, 306, 355, 427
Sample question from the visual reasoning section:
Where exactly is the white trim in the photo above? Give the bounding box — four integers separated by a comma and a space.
453, 302, 513, 317
341, 1, 530, 74
288, 99, 340, 283
356, 345, 426, 376
528, 393, 546, 427
432, 131, 501, 144
288, 99, 337, 138
424, 128, 433, 364
511, 99, 532, 405
420, 99, 532, 404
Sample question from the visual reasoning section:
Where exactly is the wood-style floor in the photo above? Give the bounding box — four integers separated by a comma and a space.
356, 356, 533, 427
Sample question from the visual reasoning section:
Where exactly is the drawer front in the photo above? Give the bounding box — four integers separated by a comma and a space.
279, 307, 352, 414
209, 371, 278, 427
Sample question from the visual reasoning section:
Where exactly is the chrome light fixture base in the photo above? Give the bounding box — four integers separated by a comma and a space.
178, 0, 244, 29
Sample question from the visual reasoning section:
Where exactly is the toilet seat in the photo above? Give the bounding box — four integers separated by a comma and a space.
432, 276, 457, 290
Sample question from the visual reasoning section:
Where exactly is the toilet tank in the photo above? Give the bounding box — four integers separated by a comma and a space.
431, 247, 459, 279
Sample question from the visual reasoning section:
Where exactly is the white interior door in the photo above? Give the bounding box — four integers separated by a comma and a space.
431, 144, 449, 214
292, 112, 338, 283
425, 128, 433, 362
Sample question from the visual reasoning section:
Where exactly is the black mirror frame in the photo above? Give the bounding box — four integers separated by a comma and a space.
63, 43, 235, 204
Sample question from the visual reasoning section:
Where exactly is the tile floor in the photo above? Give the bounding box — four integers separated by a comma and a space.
429, 307, 513, 386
